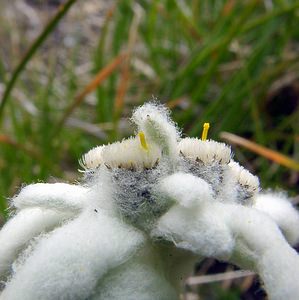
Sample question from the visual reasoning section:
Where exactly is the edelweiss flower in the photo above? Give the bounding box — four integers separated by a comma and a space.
0, 102, 299, 300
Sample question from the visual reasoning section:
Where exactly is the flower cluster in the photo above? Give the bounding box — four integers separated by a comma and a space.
0, 103, 299, 300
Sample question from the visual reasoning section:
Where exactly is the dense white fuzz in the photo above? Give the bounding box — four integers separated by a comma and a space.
92, 246, 178, 300
256, 243, 299, 300
154, 177, 299, 298
153, 173, 233, 258
156, 172, 214, 207
253, 193, 299, 246
153, 203, 235, 259
0, 208, 70, 279
1, 102, 299, 300
227, 205, 299, 300
79, 146, 104, 169
80, 137, 161, 171
13, 183, 89, 212
178, 138, 231, 165
1, 209, 144, 300
228, 161, 260, 196
101, 136, 161, 170
132, 103, 180, 160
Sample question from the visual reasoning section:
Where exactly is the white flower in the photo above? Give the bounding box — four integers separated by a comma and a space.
0, 102, 299, 300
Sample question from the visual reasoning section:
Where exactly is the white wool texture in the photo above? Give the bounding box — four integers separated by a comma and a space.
226, 204, 288, 263
153, 203, 235, 259
13, 183, 89, 212
153, 170, 299, 298
80, 145, 104, 169
156, 172, 214, 208
176, 141, 245, 205
178, 138, 232, 165
0, 208, 69, 280
131, 102, 180, 160
154, 172, 279, 256
153, 197, 299, 298
101, 137, 161, 170
81, 138, 161, 171
1, 209, 144, 300
92, 246, 179, 300
228, 161, 259, 194
227, 204, 299, 299
254, 193, 299, 246
1, 102, 299, 300
256, 242, 299, 300
85, 166, 118, 213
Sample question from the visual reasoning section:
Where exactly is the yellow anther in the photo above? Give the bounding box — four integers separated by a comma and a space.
138, 132, 149, 151
201, 123, 210, 141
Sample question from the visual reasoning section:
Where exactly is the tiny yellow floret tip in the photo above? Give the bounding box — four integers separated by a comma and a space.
201, 123, 210, 141
138, 132, 149, 151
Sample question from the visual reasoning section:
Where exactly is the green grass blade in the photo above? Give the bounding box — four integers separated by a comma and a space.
0, 0, 78, 123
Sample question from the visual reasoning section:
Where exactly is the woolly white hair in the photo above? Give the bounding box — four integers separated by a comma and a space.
228, 161, 259, 194
79, 146, 104, 170
253, 193, 299, 246
153, 172, 299, 299
0, 102, 299, 300
13, 183, 88, 212
131, 102, 180, 161
0, 208, 69, 280
156, 172, 215, 208
178, 138, 232, 165
80, 137, 161, 171
1, 209, 144, 300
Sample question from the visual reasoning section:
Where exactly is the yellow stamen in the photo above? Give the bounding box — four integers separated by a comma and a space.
138, 132, 149, 151
201, 123, 210, 141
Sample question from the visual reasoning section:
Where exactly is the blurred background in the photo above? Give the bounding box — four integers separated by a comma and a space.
0, 0, 299, 299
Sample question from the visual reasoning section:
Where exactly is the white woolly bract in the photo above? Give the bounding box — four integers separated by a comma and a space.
92, 247, 178, 300
253, 193, 299, 246
13, 183, 89, 212
0, 208, 69, 280
131, 102, 180, 160
228, 161, 259, 194
1, 102, 299, 300
156, 172, 214, 208
178, 138, 231, 165
153, 181, 299, 299
1, 209, 144, 300
152, 203, 235, 259
256, 243, 299, 300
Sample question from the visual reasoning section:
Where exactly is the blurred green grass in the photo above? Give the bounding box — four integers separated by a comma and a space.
0, 0, 299, 223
